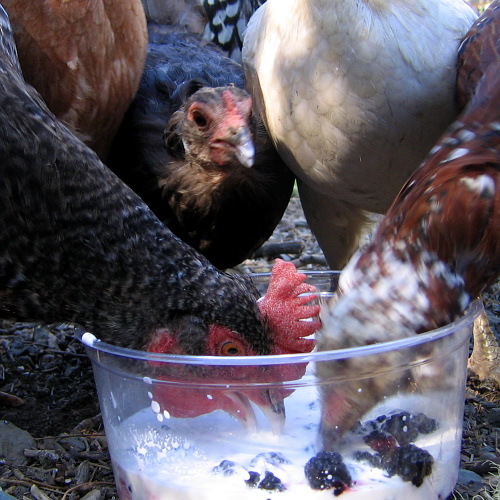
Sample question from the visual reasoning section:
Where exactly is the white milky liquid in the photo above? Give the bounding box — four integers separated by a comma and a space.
108, 384, 461, 500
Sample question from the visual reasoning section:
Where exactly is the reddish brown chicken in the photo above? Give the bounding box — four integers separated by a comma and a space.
458, 0, 500, 383
1, 0, 148, 160
316, 1, 500, 450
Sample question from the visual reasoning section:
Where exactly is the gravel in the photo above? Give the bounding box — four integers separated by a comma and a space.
1, 195, 499, 499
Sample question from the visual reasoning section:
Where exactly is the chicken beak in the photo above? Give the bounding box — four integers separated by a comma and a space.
211, 124, 255, 167
257, 388, 286, 434
226, 391, 259, 433
227, 388, 286, 434
232, 126, 255, 167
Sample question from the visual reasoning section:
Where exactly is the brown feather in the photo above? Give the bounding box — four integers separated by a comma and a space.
316, 2, 500, 450
1, 0, 148, 160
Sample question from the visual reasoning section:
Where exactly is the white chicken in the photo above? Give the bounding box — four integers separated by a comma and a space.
243, 0, 478, 268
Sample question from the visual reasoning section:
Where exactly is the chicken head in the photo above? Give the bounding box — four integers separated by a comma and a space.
147, 259, 321, 432
166, 86, 255, 170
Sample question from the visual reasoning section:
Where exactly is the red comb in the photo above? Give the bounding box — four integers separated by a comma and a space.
258, 259, 321, 354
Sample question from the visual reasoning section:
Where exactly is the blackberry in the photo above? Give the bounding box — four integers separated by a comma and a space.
212, 459, 236, 475
258, 471, 286, 491
381, 412, 437, 446
382, 444, 434, 486
356, 444, 434, 487
304, 452, 352, 494
212, 459, 249, 479
245, 471, 261, 487
380, 412, 419, 445
353, 450, 382, 468
364, 430, 398, 455
412, 412, 439, 435
351, 419, 376, 436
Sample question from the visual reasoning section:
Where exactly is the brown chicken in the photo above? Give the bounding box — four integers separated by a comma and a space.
315, 1, 500, 450
1, 0, 148, 160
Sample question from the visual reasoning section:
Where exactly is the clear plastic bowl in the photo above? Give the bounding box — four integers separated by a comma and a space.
79, 271, 481, 499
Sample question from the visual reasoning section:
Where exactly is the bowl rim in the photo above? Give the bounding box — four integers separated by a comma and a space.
79, 300, 482, 367
251, 269, 340, 278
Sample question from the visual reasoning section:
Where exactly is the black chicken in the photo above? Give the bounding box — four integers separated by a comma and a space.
0, 4, 323, 428
0, 8, 270, 356
201, 0, 265, 62
108, 25, 294, 269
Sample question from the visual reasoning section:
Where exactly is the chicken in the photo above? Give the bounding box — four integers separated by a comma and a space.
457, 0, 500, 384
0, 6, 315, 429
108, 26, 294, 269
141, 0, 207, 33
1, 0, 148, 160
201, 0, 265, 61
315, 1, 500, 450
151, 258, 321, 430
456, 0, 498, 111
140, 0, 262, 62
242, 0, 478, 269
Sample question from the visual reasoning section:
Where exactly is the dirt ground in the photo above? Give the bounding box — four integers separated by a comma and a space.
1, 196, 499, 499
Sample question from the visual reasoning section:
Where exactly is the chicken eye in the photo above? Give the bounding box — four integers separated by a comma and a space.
192, 110, 208, 128
220, 341, 243, 356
